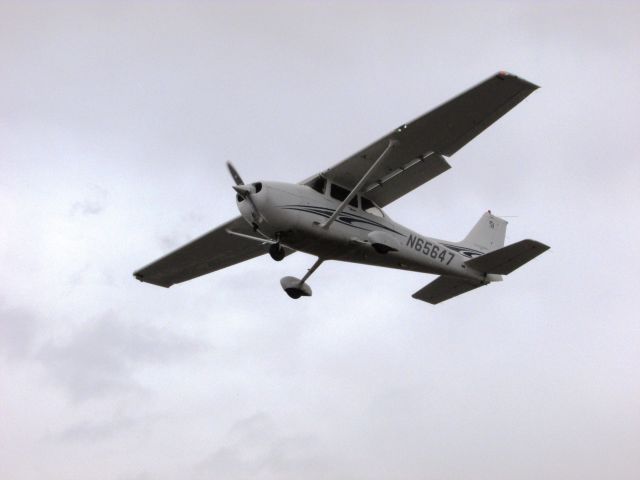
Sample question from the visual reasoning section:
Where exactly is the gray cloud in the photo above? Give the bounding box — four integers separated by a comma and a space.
54, 414, 137, 443
71, 198, 105, 216
197, 413, 334, 480
71, 185, 108, 216
1, 2, 639, 480
37, 312, 208, 401
118, 474, 153, 480
0, 303, 38, 360
158, 211, 207, 250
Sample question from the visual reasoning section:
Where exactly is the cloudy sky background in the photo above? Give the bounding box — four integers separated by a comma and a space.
1, 1, 639, 479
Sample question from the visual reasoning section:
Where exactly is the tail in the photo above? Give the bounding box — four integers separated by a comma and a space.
458, 211, 550, 277
412, 237, 550, 305
459, 210, 507, 254
412, 211, 549, 305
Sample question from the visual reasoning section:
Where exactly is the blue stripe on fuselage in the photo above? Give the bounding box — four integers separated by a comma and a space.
279, 204, 405, 236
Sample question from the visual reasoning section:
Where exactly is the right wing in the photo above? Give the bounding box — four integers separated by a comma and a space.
306, 72, 538, 207
134, 216, 274, 288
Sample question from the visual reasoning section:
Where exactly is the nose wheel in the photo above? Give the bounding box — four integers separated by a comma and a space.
269, 243, 286, 261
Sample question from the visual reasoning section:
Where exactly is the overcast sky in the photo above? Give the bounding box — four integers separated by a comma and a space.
1, 1, 640, 479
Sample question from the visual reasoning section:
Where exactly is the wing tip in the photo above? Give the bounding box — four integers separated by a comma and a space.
411, 293, 439, 305
132, 271, 173, 288
524, 239, 551, 252
496, 70, 540, 90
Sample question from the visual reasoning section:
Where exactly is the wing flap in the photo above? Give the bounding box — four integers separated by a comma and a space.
363, 153, 451, 206
133, 217, 271, 288
465, 239, 549, 275
412, 276, 483, 305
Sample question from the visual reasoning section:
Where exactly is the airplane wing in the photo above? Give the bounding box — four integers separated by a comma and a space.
309, 72, 538, 207
133, 216, 275, 288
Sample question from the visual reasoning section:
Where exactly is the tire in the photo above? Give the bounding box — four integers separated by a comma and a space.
285, 288, 302, 299
269, 243, 286, 261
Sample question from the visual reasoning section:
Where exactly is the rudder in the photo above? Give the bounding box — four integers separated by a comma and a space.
461, 211, 507, 253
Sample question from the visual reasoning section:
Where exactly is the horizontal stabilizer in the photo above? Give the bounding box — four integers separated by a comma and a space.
412, 276, 483, 305
465, 239, 549, 275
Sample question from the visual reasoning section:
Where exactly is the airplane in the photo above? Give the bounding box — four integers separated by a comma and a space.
134, 72, 549, 304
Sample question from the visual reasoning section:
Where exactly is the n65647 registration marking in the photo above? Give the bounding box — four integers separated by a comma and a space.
406, 235, 454, 265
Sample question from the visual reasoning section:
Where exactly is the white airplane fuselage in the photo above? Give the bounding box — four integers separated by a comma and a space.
236, 181, 490, 286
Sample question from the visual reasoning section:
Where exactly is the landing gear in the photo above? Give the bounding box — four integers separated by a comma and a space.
280, 258, 324, 300
280, 276, 312, 298
225, 228, 285, 261
269, 243, 286, 261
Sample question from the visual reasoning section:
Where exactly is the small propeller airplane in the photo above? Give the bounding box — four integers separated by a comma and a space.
134, 72, 549, 304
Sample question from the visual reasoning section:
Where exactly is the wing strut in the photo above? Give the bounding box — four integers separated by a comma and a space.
319, 139, 397, 229
225, 229, 277, 244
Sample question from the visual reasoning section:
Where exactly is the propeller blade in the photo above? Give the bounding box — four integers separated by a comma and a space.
226, 162, 266, 224
226, 161, 244, 186
232, 185, 252, 197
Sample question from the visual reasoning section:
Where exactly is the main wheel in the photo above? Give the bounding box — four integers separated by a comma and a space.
280, 276, 312, 299
269, 243, 286, 261
284, 288, 302, 299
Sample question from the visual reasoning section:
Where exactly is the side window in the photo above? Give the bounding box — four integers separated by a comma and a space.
309, 176, 326, 194
361, 197, 384, 217
330, 183, 358, 207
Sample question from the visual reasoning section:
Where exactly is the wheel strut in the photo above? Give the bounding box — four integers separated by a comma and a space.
280, 258, 324, 299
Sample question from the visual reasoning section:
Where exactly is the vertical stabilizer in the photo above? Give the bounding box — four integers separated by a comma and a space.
461, 211, 507, 253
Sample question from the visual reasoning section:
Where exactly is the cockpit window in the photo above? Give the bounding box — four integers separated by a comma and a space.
361, 196, 384, 217
309, 176, 326, 194
330, 183, 358, 207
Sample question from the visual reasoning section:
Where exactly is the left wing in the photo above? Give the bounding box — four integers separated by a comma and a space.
306, 72, 538, 207
134, 216, 273, 288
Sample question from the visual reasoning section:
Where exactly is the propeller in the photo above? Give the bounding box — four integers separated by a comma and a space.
226, 161, 264, 224
226, 161, 244, 186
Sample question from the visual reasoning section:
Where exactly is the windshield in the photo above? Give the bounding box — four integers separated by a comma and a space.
361, 196, 384, 217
